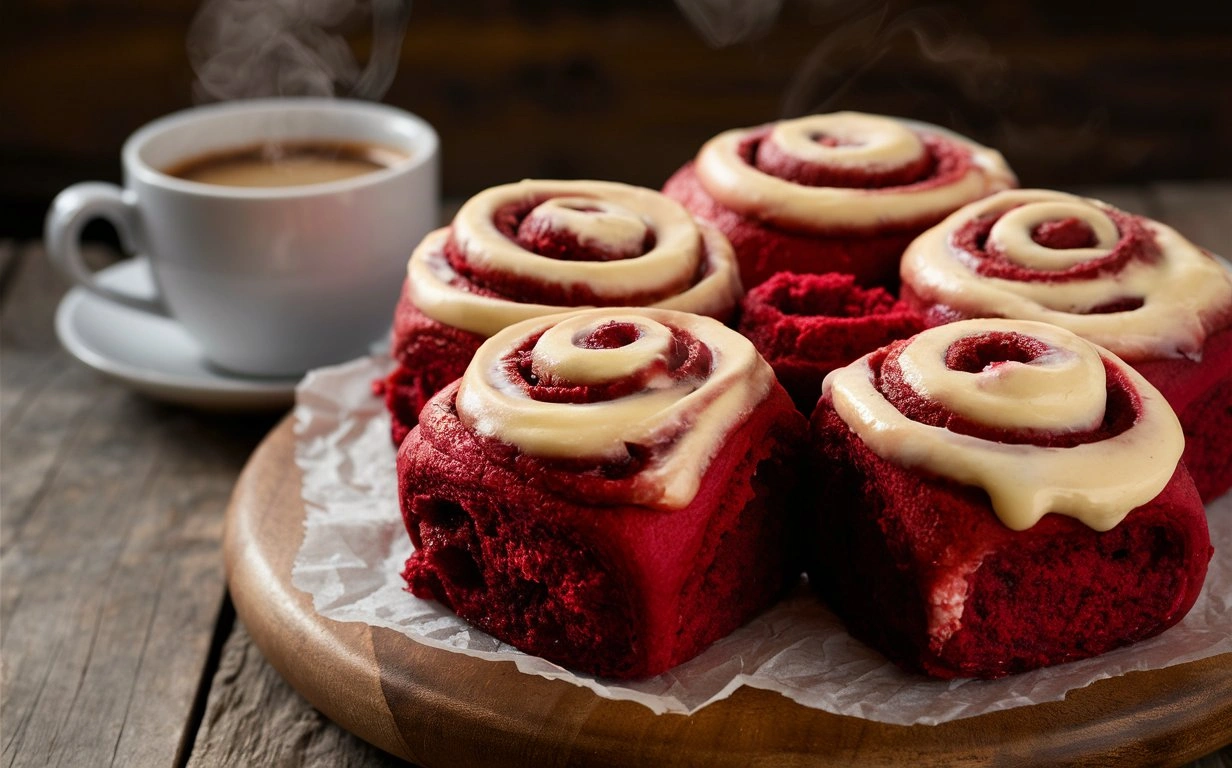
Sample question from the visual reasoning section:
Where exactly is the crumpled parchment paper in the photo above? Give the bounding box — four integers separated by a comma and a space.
291, 355, 1232, 723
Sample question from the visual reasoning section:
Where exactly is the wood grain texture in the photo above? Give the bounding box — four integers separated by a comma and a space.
223, 429, 417, 763
226, 417, 1232, 768
0, 245, 281, 768
186, 620, 410, 768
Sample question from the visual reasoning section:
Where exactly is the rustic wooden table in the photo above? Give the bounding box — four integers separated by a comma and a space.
2, 182, 1230, 768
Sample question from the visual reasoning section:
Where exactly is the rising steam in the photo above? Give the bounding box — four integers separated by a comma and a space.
673, 0, 1007, 120
187, 0, 412, 102
671, 0, 786, 47
780, 5, 1006, 117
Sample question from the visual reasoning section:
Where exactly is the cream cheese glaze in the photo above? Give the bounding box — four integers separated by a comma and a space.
455, 180, 706, 298
456, 308, 776, 508
901, 189, 1232, 360
823, 319, 1185, 532
407, 180, 742, 338
693, 112, 1015, 231
766, 113, 927, 171
524, 195, 648, 257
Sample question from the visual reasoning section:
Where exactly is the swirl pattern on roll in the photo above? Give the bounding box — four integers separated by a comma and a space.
693, 112, 1015, 232
823, 319, 1184, 532
901, 189, 1232, 360
408, 180, 742, 338
456, 308, 775, 508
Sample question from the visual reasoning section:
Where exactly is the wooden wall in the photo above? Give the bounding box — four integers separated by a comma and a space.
3, 0, 1230, 236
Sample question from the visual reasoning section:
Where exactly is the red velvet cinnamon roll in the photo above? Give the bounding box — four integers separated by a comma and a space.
737, 271, 923, 413
662, 112, 1016, 290
809, 319, 1212, 679
398, 307, 806, 679
384, 179, 743, 445
901, 189, 1232, 500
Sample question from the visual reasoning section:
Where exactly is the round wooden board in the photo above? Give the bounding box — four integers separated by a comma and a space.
225, 416, 1232, 767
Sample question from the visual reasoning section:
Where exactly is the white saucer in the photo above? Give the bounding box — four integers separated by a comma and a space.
55, 258, 300, 411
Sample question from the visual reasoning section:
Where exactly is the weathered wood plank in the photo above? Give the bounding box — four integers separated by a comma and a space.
0, 244, 89, 547
2, 242, 67, 326
0, 245, 281, 768
186, 621, 411, 768
1, 387, 161, 768
0, 244, 153, 540
1, 400, 277, 768
0, 243, 122, 429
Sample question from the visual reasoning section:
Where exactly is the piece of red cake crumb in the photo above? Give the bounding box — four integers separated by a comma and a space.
738, 272, 923, 412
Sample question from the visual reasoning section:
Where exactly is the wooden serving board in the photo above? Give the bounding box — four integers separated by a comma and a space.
224, 416, 1232, 767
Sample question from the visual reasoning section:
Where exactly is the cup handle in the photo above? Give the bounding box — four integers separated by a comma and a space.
44, 182, 169, 316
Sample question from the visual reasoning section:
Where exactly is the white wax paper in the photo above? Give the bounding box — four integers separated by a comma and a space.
291, 356, 1232, 723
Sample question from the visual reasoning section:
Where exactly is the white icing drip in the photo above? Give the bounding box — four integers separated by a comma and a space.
895, 322, 1107, 433
407, 223, 742, 338
452, 180, 703, 299
901, 189, 1232, 360
456, 308, 775, 508
988, 200, 1120, 270
823, 319, 1185, 532
693, 111, 1016, 231
767, 113, 925, 169
526, 196, 647, 257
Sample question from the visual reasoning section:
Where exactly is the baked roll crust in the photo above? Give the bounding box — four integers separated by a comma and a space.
808, 319, 1212, 678
398, 308, 806, 678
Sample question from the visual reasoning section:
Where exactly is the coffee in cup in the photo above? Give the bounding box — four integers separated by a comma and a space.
45, 98, 439, 377
164, 140, 409, 188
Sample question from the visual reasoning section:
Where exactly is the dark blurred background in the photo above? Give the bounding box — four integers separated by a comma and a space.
2, 0, 1230, 238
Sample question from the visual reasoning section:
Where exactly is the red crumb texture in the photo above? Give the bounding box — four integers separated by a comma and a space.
806, 389, 1212, 679
397, 381, 807, 679
1133, 320, 1232, 501
663, 162, 923, 291
384, 281, 485, 446
739, 272, 923, 412
1031, 217, 1098, 250
900, 286, 1232, 502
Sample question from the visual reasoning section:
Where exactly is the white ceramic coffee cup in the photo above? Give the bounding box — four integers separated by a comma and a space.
46, 98, 439, 377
